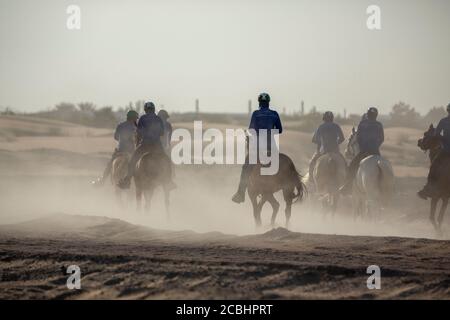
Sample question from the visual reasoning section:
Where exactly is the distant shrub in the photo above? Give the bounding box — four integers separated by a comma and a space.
47, 126, 63, 136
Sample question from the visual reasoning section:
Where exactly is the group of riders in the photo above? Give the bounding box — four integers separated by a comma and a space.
93, 93, 450, 204
93, 102, 175, 190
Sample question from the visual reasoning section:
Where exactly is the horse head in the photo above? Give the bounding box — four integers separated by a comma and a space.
417, 124, 440, 151
345, 127, 359, 159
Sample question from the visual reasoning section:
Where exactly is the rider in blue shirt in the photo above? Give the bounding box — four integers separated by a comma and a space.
309, 111, 345, 181
232, 93, 282, 203
418, 103, 450, 199
92, 110, 139, 186
339, 107, 384, 194
119, 101, 175, 189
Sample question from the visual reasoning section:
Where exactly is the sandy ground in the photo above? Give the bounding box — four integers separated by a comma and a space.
0, 214, 449, 299
0, 115, 448, 299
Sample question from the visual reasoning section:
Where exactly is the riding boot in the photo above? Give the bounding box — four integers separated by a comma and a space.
418, 182, 438, 200
92, 151, 117, 187
118, 145, 146, 189
232, 162, 251, 204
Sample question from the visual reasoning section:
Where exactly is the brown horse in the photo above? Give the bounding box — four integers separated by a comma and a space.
418, 124, 450, 232
134, 151, 171, 218
247, 153, 306, 229
111, 152, 131, 206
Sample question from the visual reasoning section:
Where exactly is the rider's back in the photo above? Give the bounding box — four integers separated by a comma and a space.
249, 107, 282, 133
115, 121, 136, 153
137, 113, 164, 145
357, 119, 384, 154
313, 122, 344, 153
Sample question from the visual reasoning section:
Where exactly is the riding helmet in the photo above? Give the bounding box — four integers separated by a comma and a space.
144, 101, 155, 112
158, 109, 169, 120
258, 93, 271, 103
126, 110, 139, 121
367, 107, 379, 120
323, 111, 334, 122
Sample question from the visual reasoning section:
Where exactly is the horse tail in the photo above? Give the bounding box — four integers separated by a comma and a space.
286, 157, 307, 203
327, 155, 337, 179
377, 158, 394, 205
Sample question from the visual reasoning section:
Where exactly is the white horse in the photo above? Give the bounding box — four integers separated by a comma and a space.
345, 128, 394, 220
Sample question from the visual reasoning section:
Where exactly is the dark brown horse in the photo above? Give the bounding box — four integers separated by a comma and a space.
134, 151, 171, 218
418, 124, 450, 232
247, 153, 306, 229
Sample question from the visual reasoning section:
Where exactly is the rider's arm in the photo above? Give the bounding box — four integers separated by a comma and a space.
356, 123, 364, 145
435, 119, 445, 137
168, 123, 173, 142
378, 123, 385, 144
337, 126, 345, 145
114, 124, 120, 141
158, 119, 164, 137
249, 111, 256, 130
312, 128, 319, 144
274, 112, 282, 134
136, 117, 145, 142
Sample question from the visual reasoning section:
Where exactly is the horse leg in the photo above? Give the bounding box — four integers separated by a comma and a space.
136, 187, 143, 213
352, 191, 361, 220
331, 192, 339, 217
256, 196, 267, 228
266, 194, 280, 228
115, 187, 122, 208
437, 198, 448, 231
144, 189, 153, 213
282, 189, 293, 229
248, 191, 265, 229
248, 191, 262, 229
429, 198, 438, 230
164, 185, 171, 222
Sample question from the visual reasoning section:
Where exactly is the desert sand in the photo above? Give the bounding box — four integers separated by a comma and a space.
0, 115, 448, 299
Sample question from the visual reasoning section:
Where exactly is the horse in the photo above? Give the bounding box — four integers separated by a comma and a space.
345, 128, 394, 220
417, 124, 450, 232
247, 153, 306, 229
111, 152, 131, 206
312, 152, 347, 215
133, 151, 171, 218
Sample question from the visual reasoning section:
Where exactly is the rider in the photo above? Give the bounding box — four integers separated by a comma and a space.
92, 110, 139, 186
231, 92, 282, 204
118, 101, 175, 189
339, 107, 384, 194
418, 103, 450, 199
308, 111, 345, 182
157, 109, 173, 156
